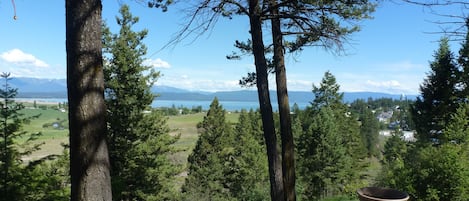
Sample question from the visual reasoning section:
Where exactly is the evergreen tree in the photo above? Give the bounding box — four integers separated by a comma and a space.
297, 71, 365, 200
24, 148, 71, 201
103, 5, 180, 200
311, 71, 366, 161
0, 73, 69, 201
407, 143, 469, 201
227, 109, 269, 200
360, 107, 380, 157
412, 38, 461, 143
404, 104, 469, 201
182, 98, 235, 201
459, 21, 469, 100
0, 72, 31, 201
441, 103, 469, 144
378, 129, 412, 191
380, 37, 469, 200
170, 1, 377, 199
311, 71, 343, 110
298, 106, 349, 200
350, 99, 381, 157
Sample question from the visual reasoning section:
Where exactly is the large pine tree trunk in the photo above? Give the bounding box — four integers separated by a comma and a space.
270, 1, 296, 200
66, 0, 112, 200
248, 1, 284, 200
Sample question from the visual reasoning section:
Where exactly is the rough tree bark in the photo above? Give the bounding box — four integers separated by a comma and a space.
66, 0, 112, 200
270, 1, 296, 200
248, 1, 284, 201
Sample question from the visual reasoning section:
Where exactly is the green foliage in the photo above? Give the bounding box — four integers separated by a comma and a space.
459, 22, 469, 99
227, 109, 269, 200
23, 148, 70, 201
378, 129, 412, 190
298, 106, 350, 200
297, 71, 366, 200
182, 98, 235, 200
283, 0, 376, 53
441, 103, 469, 144
380, 36, 469, 200
0, 72, 69, 201
183, 100, 270, 200
156, 105, 204, 116
147, 0, 172, 12
360, 107, 380, 157
311, 71, 344, 110
103, 5, 180, 200
412, 38, 461, 143
407, 144, 469, 201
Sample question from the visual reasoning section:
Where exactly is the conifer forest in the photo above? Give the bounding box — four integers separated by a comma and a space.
1, 0, 469, 201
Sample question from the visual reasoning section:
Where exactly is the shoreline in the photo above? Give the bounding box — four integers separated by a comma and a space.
14, 98, 63, 105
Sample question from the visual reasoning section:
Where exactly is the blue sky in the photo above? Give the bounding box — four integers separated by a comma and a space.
0, 1, 466, 95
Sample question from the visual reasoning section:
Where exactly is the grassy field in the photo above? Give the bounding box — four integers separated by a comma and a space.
18, 106, 69, 160
19, 106, 240, 163
18, 106, 378, 200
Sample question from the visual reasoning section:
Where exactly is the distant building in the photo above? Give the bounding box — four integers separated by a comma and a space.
379, 129, 416, 142
377, 111, 393, 123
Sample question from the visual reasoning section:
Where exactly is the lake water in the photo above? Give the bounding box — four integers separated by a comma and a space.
15, 98, 310, 111
152, 100, 310, 111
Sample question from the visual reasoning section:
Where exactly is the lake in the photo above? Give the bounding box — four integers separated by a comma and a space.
15, 98, 310, 111
152, 100, 310, 111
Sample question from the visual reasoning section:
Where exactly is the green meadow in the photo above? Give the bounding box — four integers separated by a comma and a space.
19, 105, 69, 160
19, 104, 240, 163
18, 104, 375, 200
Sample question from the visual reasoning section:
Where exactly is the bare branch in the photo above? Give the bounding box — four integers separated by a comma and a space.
156, 0, 250, 51
402, 0, 469, 6
400, 0, 468, 41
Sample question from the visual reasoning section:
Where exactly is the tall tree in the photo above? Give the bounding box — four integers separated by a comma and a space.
227, 109, 270, 200
182, 98, 236, 201
102, 5, 180, 200
412, 37, 461, 143
0, 73, 35, 201
269, 2, 295, 199
65, 0, 112, 200
298, 106, 350, 200
350, 99, 381, 157
459, 21, 469, 99
310, 71, 344, 110
248, 1, 284, 199
381, 35, 469, 200
378, 128, 412, 193
360, 107, 380, 157
149, 1, 376, 200
0, 73, 68, 201
298, 71, 365, 199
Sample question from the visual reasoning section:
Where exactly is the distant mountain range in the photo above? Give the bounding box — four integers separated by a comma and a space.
9, 77, 417, 102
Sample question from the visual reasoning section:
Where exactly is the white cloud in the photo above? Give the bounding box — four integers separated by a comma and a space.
358, 80, 417, 94
158, 74, 241, 92
366, 80, 401, 88
0, 49, 49, 67
144, 58, 171, 68
286, 80, 312, 91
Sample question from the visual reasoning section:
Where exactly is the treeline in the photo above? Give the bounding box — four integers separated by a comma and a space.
181, 36, 469, 200
180, 71, 411, 200
156, 105, 204, 116
376, 37, 469, 200
3, 4, 469, 201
